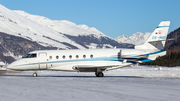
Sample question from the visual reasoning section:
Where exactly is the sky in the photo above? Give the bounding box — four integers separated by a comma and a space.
0, 0, 180, 38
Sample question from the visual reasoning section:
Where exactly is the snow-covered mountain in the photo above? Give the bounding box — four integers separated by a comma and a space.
0, 4, 131, 50
115, 32, 151, 45
14, 10, 104, 37
0, 4, 133, 63
0, 5, 94, 49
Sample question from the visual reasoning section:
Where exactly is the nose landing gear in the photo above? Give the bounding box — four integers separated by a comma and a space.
33, 71, 37, 77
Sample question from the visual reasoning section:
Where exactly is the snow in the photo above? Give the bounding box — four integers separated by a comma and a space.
1, 66, 180, 101
5, 66, 180, 77
13, 10, 106, 38
86, 43, 98, 49
14, 10, 105, 37
106, 66, 180, 77
0, 4, 110, 49
115, 32, 151, 45
85, 43, 114, 49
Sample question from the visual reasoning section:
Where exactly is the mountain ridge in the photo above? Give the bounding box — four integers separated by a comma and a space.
0, 4, 133, 63
0, 4, 132, 49
115, 32, 151, 45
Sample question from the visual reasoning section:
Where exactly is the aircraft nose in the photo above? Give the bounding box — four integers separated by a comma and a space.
7, 64, 13, 69
7, 62, 16, 70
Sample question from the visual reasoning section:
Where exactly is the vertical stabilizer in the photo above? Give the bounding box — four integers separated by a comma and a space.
135, 21, 170, 50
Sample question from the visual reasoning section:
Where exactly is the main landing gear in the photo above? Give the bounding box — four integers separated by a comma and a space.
95, 72, 104, 77
33, 71, 38, 77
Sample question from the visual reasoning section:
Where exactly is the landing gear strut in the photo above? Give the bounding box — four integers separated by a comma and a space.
33, 71, 38, 77
95, 72, 104, 77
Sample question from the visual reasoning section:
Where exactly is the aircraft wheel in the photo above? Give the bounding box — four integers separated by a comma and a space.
33, 72, 37, 77
95, 72, 98, 77
96, 72, 104, 77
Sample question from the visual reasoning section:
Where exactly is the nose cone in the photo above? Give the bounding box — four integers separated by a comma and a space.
7, 59, 31, 70
7, 63, 15, 70
7, 61, 18, 70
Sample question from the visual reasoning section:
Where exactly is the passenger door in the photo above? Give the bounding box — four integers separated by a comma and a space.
39, 52, 47, 70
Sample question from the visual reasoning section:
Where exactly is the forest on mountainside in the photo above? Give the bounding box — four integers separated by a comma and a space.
142, 50, 180, 67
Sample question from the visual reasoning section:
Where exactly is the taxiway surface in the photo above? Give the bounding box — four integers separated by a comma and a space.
0, 74, 180, 101
1, 66, 180, 101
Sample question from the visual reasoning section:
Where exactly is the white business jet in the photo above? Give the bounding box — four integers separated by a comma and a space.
7, 21, 170, 77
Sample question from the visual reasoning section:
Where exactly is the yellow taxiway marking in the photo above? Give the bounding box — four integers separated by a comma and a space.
8, 70, 15, 73
0, 71, 6, 75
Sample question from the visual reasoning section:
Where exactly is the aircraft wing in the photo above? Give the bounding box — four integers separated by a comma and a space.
72, 65, 118, 72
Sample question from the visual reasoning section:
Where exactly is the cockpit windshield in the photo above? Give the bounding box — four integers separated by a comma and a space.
22, 53, 37, 58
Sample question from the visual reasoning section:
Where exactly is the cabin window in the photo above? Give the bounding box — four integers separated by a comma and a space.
83, 55, 86, 58
90, 54, 93, 58
22, 53, 37, 58
56, 56, 59, 59
69, 55, 72, 59
49, 56, 52, 59
76, 55, 79, 59
62, 55, 65, 59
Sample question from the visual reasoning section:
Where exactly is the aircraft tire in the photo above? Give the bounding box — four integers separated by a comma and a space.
33, 72, 37, 77
95, 72, 98, 77
96, 72, 104, 77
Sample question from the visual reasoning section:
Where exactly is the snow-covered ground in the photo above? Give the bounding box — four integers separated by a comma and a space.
1, 66, 180, 101
4, 66, 180, 77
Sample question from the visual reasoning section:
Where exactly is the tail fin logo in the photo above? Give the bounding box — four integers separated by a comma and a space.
155, 32, 161, 34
